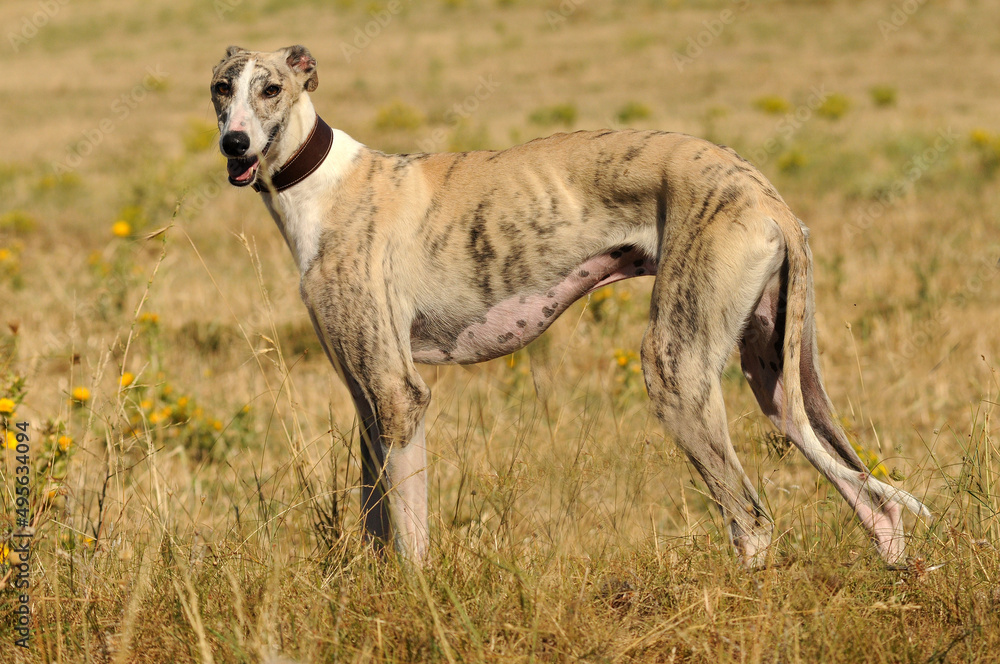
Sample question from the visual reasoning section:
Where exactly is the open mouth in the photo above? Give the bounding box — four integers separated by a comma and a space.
227, 155, 260, 186
224, 126, 279, 187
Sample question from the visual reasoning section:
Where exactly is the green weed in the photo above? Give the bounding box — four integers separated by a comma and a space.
529, 103, 578, 127
616, 101, 652, 125
374, 100, 426, 131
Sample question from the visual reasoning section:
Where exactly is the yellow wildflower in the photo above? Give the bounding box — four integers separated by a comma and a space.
149, 411, 162, 425
970, 128, 992, 146
0, 398, 15, 414
58, 435, 72, 451
111, 221, 131, 238
0, 543, 9, 564
140, 399, 153, 410
212, 419, 223, 431
120, 372, 135, 388
0, 249, 10, 262
176, 396, 189, 409
71, 386, 91, 404
139, 312, 160, 325
5, 431, 17, 449
850, 441, 889, 480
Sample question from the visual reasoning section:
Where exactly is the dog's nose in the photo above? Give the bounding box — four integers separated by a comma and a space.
221, 131, 251, 157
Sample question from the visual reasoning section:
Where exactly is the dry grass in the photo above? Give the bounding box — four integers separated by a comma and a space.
1, 0, 999, 661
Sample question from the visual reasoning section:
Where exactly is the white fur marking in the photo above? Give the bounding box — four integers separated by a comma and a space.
275, 126, 362, 272
384, 420, 429, 562
226, 58, 256, 135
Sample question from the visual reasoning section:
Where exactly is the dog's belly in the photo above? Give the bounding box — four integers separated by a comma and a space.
411, 246, 656, 364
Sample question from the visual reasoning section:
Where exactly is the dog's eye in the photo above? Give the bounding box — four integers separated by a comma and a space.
214, 81, 231, 96
263, 85, 281, 98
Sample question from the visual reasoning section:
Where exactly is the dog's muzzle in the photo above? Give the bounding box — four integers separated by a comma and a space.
220, 127, 282, 187
226, 155, 260, 187
221, 131, 260, 187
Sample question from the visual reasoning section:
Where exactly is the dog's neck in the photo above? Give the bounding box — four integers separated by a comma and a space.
266, 93, 320, 175
257, 94, 365, 274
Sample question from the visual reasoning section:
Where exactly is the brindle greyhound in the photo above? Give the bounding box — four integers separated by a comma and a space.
210, 45, 929, 567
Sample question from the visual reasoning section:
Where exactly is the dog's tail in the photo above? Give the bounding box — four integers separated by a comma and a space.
774, 210, 930, 544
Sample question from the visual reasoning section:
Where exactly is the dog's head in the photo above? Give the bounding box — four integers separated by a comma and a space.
210, 45, 319, 187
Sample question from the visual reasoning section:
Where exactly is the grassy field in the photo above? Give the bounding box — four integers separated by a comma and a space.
1, 0, 999, 661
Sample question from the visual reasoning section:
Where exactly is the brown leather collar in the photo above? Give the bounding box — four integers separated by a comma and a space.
253, 116, 333, 193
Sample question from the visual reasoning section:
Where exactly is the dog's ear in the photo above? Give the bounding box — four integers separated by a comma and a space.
284, 45, 319, 92
216, 45, 248, 71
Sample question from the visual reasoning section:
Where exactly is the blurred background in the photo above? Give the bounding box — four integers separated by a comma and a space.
0, 0, 998, 661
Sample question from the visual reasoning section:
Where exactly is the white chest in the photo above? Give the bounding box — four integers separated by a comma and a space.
268, 130, 363, 273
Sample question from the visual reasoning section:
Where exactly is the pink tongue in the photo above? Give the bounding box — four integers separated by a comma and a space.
227, 158, 257, 181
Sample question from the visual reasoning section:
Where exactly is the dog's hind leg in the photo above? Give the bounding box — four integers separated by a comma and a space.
739, 233, 929, 563
642, 212, 785, 567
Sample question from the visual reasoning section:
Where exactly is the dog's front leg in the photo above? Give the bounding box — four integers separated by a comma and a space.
384, 416, 429, 561
303, 300, 431, 562
341, 364, 431, 564
343, 373, 392, 546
